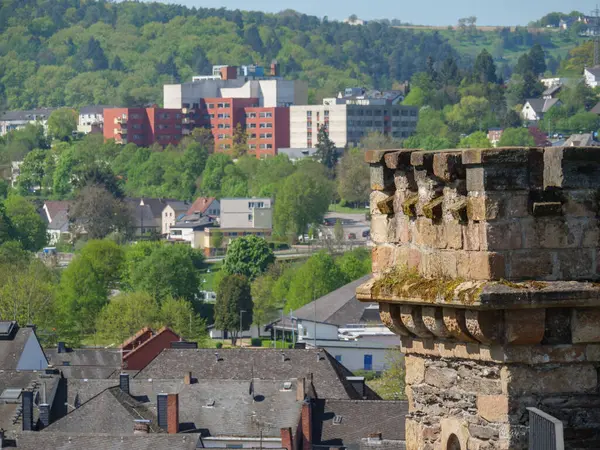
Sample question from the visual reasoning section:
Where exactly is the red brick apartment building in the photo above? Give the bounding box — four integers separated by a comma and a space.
182, 98, 290, 158
104, 107, 183, 147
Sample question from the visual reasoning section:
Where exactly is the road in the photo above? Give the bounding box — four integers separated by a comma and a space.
322, 211, 370, 242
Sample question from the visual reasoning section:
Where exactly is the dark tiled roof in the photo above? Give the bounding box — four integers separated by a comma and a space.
45, 348, 122, 368
126, 198, 180, 219
172, 213, 214, 229
0, 326, 34, 370
43, 201, 72, 222
542, 84, 562, 97
135, 348, 379, 400
57, 366, 119, 379
525, 98, 559, 114
47, 378, 302, 438
0, 108, 57, 122
291, 276, 372, 326
79, 105, 114, 115
313, 399, 408, 448
592, 102, 600, 115
587, 66, 600, 78
14, 432, 202, 450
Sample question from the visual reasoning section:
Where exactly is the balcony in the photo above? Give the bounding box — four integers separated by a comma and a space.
115, 137, 127, 145
182, 118, 194, 125
114, 116, 127, 124
114, 128, 127, 135
182, 108, 196, 115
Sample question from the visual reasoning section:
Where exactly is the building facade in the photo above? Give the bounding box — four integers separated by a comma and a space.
219, 197, 273, 229
103, 107, 183, 147
78, 105, 110, 134
289, 103, 418, 149
0, 108, 56, 136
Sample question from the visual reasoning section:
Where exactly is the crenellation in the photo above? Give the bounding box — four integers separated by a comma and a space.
363, 146, 600, 449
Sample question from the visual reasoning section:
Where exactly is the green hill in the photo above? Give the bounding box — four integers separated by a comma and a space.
0, 1, 586, 110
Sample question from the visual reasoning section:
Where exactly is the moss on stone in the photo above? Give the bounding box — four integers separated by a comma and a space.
423, 196, 444, 221
402, 195, 419, 217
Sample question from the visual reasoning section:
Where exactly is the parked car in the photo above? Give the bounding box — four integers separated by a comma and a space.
323, 218, 336, 226
362, 229, 370, 238
347, 232, 357, 240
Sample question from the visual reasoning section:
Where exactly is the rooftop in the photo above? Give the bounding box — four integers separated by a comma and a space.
0, 324, 40, 370
12, 432, 202, 449
135, 348, 379, 400
525, 98, 560, 114
186, 197, 218, 215
0, 108, 57, 122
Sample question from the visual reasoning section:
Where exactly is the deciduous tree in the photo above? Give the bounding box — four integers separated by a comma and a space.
48, 108, 78, 142
4, 195, 48, 251
215, 274, 253, 345
223, 235, 275, 280
336, 148, 370, 205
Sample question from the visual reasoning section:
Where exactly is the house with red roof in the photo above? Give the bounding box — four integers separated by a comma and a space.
186, 197, 220, 218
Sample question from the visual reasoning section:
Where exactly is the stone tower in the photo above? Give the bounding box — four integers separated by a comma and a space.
359, 147, 600, 449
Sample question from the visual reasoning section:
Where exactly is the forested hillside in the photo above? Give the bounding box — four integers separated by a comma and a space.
0, 0, 459, 109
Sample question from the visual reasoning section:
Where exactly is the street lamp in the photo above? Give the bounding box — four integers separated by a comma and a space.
240, 310, 247, 347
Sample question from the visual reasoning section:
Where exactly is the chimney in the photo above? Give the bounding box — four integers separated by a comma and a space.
39, 403, 50, 429
280, 427, 293, 450
346, 376, 366, 399
301, 400, 312, 450
296, 378, 305, 401
134, 420, 150, 434
184, 371, 192, 385
57, 342, 66, 354
120, 373, 130, 395
0, 428, 5, 448
22, 390, 33, 431
167, 393, 179, 434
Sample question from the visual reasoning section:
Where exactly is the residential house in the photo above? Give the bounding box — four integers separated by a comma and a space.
278, 148, 319, 162
125, 198, 176, 235
11, 433, 203, 450
564, 133, 598, 146
136, 348, 380, 400
271, 276, 399, 373
585, 66, 600, 88
44, 342, 123, 379
186, 196, 220, 217
521, 98, 560, 122
343, 16, 369, 26
167, 213, 215, 249
0, 108, 56, 136
487, 128, 503, 147
0, 322, 48, 371
104, 106, 184, 147
162, 201, 191, 235
41, 201, 73, 245
78, 105, 111, 134
121, 326, 181, 371
542, 84, 563, 99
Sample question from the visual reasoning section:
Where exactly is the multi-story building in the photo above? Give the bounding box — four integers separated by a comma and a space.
289, 103, 418, 148
0, 108, 56, 136
78, 105, 111, 134
245, 106, 290, 158
164, 64, 308, 109
103, 107, 183, 147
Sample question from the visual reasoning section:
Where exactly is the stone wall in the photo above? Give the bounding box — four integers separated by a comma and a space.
360, 147, 600, 450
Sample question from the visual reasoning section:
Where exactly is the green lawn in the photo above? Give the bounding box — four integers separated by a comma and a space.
200, 261, 222, 292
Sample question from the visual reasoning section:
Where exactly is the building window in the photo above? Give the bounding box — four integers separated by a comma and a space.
247, 112, 257, 118
259, 112, 273, 118
248, 214, 253, 221
249, 144, 257, 149
401, 109, 408, 116
335, 355, 342, 363
249, 123, 257, 128
208, 104, 215, 109
259, 144, 273, 149
218, 124, 225, 129
131, 113, 142, 119
224, 103, 231, 108
410, 110, 417, 116
307, 111, 312, 117
259, 123, 273, 128
393, 110, 400, 116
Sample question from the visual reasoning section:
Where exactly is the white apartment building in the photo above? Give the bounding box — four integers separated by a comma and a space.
289, 103, 418, 148
219, 198, 273, 230
78, 105, 110, 134
164, 78, 308, 109
0, 108, 56, 136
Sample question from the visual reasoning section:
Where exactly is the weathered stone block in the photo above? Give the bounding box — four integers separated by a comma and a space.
371, 214, 395, 244
440, 251, 458, 278
402, 195, 419, 218
433, 151, 463, 182
424, 365, 457, 389
483, 221, 522, 251
443, 308, 477, 342
557, 249, 594, 280
467, 195, 500, 221
372, 246, 394, 273
384, 149, 412, 169
504, 309, 545, 345
466, 165, 530, 191
394, 169, 417, 192
503, 192, 530, 218
562, 189, 599, 217
501, 364, 597, 394
408, 248, 422, 270
456, 251, 471, 279
410, 151, 435, 169
379, 302, 412, 337
544, 147, 600, 189
445, 221, 463, 250
465, 310, 504, 345
370, 190, 389, 216
405, 355, 426, 384
370, 163, 394, 191
468, 251, 506, 280
477, 394, 508, 423
469, 424, 500, 440
421, 251, 444, 278
572, 308, 600, 344
463, 223, 483, 251
395, 215, 411, 243
414, 218, 446, 249
422, 196, 444, 221
508, 250, 554, 280
422, 306, 452, 338
532, 201, 563, 217
462, 148, 533, 165
364, 149, 388, 163
377, 195, 395, 215
400, 305, 433, 338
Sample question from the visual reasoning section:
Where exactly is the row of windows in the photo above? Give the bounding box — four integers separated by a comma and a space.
248, 143, 274, 149
248, 133, 273, 139
157, 124, 182, 130
246, 112, 273, 118
207, 103, 231, 109
347, 109, 417, 117
247, 123, 273, 129
306, 111, 329, 117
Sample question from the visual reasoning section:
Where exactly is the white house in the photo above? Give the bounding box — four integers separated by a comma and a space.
78, 105, 111, 134
161, 201, 191, 235
521, 98, 560, 122
585, 67, 600, 88
220, 197, 273, 230
271, 275, 400, 373
0, 108, 56, 136
42, 201, 73, 245
168, 212, 215, 249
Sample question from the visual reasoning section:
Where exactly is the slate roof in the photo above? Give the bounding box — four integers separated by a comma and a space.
166, 201, 191, 214
47, 378, 302, 438
525, 98, 560, 114
79, 105, 113, 115
592, 102, 600, 115
586, 66, 600, 78
187, 197, 217, 215
13, 432, 202, 450
172, 213, 214, 229
47, 209, 69, 232
312, 399, 408, 449
43, 201, 72, 223
135, 348, 380, 400
0, 108, 56, 122
290, 276, 374, 326
542, 84, 562, 97
0, 325, 35, 370
127, 198, 180, 219
45, 348, 121, 368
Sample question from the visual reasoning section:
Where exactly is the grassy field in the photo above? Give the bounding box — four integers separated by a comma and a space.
199, 261, 223, 292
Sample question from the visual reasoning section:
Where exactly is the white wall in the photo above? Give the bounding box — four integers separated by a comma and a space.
297, 321, 339, 341
307, 337, 400, 372
521, 102, 539, 121
289, 105, 348, 148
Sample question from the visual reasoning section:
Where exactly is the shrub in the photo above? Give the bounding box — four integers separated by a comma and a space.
251, 337, 262, 347
215, 342, 223, 349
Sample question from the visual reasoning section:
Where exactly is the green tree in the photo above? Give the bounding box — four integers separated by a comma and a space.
370, 349, 406, 400
79, 240, 125, 289
47, 108, 78, 142
17, 149, 48, 194
336, 148, 370, 205
274, 162, 333, 240
215, 274, 253, 345
498, 128, 535, 147
285, 251, 348, 311
251, 264, 285, 336
4, 195, 48, 251
200, 153, 233, 196
472, 49, 497, 84
128, 243, 203, 302
336, 247, 371, 280
159, 296, 207, 342
458, 131, 492, 149
223, 235, 275, 280
446, 96, 491, 134
231, 123, 248, 159
334, 219, 344, 243
315, 125, 338, 174
529, 44, 547, 76
0, 203, 16, 245
95, 292, 160, 343
402, 87, 426, 107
